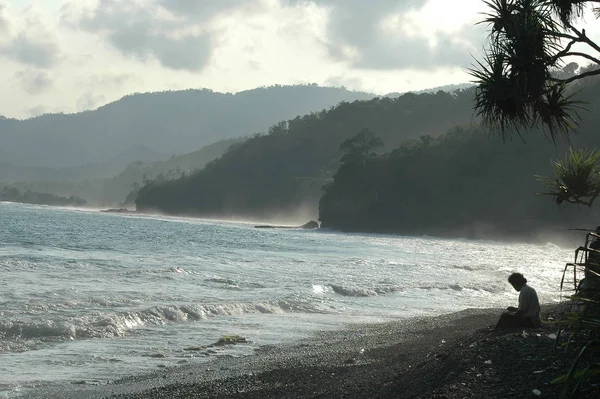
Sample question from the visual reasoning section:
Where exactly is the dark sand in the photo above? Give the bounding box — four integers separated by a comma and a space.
22, 305, 581, 399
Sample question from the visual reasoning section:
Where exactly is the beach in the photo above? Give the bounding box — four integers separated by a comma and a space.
3, 205, 575, 399
21, 305, 571, 399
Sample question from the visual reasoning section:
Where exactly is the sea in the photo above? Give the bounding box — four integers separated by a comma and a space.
0, 202, 573, 397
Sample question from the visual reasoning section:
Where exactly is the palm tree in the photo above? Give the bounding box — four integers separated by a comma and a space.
536, 147, 600, 206
470, 0, 600, 142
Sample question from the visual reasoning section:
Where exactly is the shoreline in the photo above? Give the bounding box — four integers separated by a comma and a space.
20, 305, 567, 399
3, 202, 584, 247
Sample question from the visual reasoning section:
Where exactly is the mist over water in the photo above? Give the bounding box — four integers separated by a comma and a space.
0, 203, 572, 396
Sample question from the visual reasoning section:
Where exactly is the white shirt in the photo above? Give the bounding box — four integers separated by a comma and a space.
519, 284, 541, 322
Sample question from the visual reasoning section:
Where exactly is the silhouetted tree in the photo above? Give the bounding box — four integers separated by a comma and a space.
339, 128, 384, 164
470, 0, 600, 141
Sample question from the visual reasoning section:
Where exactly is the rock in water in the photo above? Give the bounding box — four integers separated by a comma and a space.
300, 220, 319, 229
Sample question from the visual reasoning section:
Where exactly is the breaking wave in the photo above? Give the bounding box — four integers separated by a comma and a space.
0, 299, 326, 351
328, 284, 402, 297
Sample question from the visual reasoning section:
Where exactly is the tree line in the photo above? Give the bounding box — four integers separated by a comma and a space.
135, 90, 477, 218
135, 78, 600, 239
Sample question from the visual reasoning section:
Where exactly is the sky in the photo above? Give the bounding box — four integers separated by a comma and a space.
0, 0, 595, 120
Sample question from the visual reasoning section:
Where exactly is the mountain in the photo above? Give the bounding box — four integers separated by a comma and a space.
385, 83, 474, 97
317, 81, 600, 240
5, 137, 242, 206
136, 81, 600, 240
0, 144, 165, 183
0, 85, 375, 169
135, 88, 478, 220
410, 83, 474, 94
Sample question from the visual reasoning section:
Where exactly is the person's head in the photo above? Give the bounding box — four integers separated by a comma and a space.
508, 273, 527, 291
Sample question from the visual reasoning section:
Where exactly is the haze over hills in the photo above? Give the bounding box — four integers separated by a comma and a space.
0, 144, 164, 183
0, 85, 376, 169
386, 83, 473, 97
6, 138, 242, 207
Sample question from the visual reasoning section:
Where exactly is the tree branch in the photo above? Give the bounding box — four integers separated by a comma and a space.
566, 196, 596, 207
546, 31, 580, 42
551, 38, 580, 63
565, 21, 600, 54
551, 68, 600, 84
561, 52, 600, 65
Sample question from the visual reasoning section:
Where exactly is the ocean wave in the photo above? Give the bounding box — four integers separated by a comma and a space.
330, 285, 377, 297
415, 283, 504, 294
124, 266, 193, 277
204, 277, 267, 290
205, 277, 237, 285
0, 319, 76, 340
0, 299, 325, 351
328, 284, 402, 297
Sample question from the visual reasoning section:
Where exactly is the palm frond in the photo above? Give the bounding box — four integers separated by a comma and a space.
537, 147, 600, 204
470, 49, 529, 138
479, 0, 518, 35
504, 11, 554, 101
472, 0, 588, 141
547, 0, 587, 25
534, 84, 584, 142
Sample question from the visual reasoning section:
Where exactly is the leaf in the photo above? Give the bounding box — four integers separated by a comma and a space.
536, 147, 600, 205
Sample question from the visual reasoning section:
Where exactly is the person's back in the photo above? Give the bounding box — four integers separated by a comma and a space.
518, 283, 541, 327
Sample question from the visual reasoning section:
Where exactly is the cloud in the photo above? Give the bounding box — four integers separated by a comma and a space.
0, 6, 61, 68
15, 69, 54, 94
60, 0, 481, 73
324, 74, 364, 89
85, 72, 140, 87
284, 0, 482, 70
0, 4, 8, 33
61, 0, 235, 71
72, 73, 141, 111
3, 33, 61, 68
346, 24, 486, 70
27, 105, 48, 118
76, 92, 107, 112
158, 0, 258, 18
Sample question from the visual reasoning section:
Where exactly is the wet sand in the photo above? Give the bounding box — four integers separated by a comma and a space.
21, 306, 570, 399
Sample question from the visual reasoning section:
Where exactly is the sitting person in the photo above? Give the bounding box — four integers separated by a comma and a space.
495, 273, 541, 330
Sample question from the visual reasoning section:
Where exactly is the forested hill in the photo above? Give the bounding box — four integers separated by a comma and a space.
135, 89, 477, 220
0, 85, 374, 168
318, 83, 600, 241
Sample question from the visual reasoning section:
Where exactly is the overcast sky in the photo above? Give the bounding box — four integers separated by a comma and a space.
0, 0, 593, 119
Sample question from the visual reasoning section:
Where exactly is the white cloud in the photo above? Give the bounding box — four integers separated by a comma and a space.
76, 91, 106, 111
15, 69, 54, 94
61, 0, 221, 71
0, 4, 9, 33
27, 105, 48, 117
284, 0, 486, 70
0, 5, 61, 68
